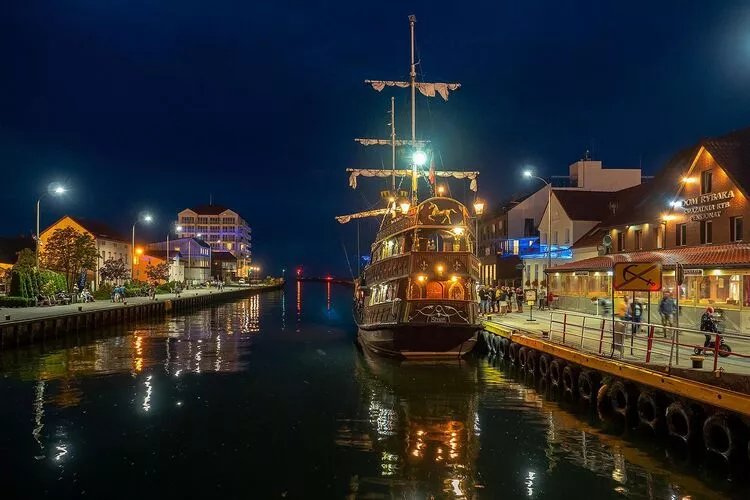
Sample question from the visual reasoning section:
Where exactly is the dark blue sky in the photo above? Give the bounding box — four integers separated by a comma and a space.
2, 1, 750, 276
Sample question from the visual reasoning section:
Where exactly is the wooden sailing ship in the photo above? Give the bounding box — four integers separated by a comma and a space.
336, 15, 482, 358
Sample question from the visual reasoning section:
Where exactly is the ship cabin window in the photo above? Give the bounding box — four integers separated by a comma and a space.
373, 236, 407, 262
409, 276, 468, 301
370, 282, 398, 305
415, 229, 470, 252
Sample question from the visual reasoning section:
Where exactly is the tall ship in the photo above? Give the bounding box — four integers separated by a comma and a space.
337, 15, 482, 358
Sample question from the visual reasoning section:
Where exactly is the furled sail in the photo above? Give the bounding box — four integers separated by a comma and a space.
335, 208, 390, 224
365, 80, 461, 101
354, 138, 429, 147
347, 168, 478, 191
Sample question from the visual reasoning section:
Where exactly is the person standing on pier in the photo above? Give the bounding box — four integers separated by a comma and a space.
659, 291, 676, 338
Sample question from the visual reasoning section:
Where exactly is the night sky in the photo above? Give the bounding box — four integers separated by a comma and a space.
2, 1, 750, 276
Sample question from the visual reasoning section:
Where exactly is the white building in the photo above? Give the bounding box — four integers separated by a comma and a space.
147, 238, 210, 284
176, 204, 252, 277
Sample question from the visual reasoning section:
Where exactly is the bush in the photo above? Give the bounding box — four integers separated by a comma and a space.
0, 296, 35, 308
93, 283, 114, 301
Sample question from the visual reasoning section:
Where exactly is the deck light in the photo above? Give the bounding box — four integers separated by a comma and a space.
473, 199, 485, 216
413, 150, 428, 166
436, 264, 444, 273
452, 226, 465, 236
397, 197, 411, 214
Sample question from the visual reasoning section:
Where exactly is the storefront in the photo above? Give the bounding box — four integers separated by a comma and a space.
546, 128, 750, 333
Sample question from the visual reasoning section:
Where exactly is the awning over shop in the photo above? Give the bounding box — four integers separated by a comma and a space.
546, 243, 750, 272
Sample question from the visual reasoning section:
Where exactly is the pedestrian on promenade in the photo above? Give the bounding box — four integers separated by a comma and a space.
478, 286, 488, 315
630, 297, 642, 335
658, 291, 676, 338
498, 287, 508, 315
538, 286, 546, 310
516, 287, 524, 313
700, 306, 718, 351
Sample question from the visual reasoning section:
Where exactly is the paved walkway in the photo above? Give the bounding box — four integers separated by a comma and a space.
482, 306, 750, 375
0, 285, 273, 324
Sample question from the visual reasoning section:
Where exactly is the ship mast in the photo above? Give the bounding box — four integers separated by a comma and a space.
391, 96, 396, 191
409, 15, 418, 204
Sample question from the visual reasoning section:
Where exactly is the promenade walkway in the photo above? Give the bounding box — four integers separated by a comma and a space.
482, 306, 750, 375
0, 285, 271, 324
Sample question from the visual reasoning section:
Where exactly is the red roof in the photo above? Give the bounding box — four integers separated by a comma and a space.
548, 243, 750, 272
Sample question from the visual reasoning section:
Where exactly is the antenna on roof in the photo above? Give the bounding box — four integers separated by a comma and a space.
582, 149, 592, 161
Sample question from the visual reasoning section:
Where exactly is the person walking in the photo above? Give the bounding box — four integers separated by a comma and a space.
630, 298, 643, 335
499, 287, 508, 315
516, 287, 524, 313
478, 286, 488, 316
658, 291, 676, 338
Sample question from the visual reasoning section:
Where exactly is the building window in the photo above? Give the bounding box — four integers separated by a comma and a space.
617, 232, 625, 252
564, 229, 570, 245
656, 225, 664, 249
552, 231, 558, 245
700, 220, 713, 244
676, 223, 687, 246
730, 216, 743, 242
701, 170, 712, 195
523, 218, 535, 237
634, 229, 642, 250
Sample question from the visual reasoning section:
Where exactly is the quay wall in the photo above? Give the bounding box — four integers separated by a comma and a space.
0, 283, 284, 350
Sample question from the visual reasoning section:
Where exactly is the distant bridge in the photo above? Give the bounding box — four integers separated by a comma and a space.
296, 277, 354, 286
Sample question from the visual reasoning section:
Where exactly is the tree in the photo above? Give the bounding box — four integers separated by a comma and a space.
13, 248, 36, 271
100, 258, 129, 284
41, 227, 99, 291
145, 261, 169, 284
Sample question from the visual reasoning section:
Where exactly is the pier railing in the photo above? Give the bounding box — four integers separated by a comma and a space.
547, 311, 750, 374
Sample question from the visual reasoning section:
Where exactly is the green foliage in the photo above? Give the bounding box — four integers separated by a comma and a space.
0, 296, 35, 307
155, 281, 181, 294
38, 269, 67, 294
99, 258, 129, 283
145, 261, 169, 284
93, 283, 114, 300
13, 248, 36, 271
41, 227, 99, 291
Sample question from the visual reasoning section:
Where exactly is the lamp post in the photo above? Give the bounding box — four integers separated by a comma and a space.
167, 225, 183, 283
35, 184, 66, 269
132, 214, 153, 280
523, 171, 552, 270
473, 199, 485, 258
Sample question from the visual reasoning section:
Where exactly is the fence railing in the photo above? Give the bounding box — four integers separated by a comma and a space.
546, 311, 750, 373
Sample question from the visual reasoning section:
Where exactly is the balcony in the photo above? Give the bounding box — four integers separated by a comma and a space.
364, 254, 410, 283
410, 251, 480, 277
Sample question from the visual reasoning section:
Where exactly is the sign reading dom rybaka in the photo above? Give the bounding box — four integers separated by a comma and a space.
417, 198, 469, 226
613, 262, 662, 292
681, 190, 734, 222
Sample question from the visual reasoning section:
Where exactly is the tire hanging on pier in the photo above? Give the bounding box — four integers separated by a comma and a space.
577, 370, 600, 404
562, 365, 580, 397
538, 354, 551, 379
665, 401, 698, 444
518, 347, 528, 369
549, 359, 565, 387
508, 342, 520, 364
703, 413, 738, 460
636, 391, 664, 432
525, 349, 538, 375
608, 380, 636, 417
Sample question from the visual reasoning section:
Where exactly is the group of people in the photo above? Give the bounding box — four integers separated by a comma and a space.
477, 285, 524, 315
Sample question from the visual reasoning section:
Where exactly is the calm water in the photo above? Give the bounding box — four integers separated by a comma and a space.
0, 283, 746, 499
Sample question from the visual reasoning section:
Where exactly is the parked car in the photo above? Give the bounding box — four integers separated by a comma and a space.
238, 279, 246, 285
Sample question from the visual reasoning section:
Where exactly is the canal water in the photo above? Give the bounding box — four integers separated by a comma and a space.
0, 283, 746, 499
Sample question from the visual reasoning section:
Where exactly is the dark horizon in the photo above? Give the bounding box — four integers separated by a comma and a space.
3, 1, 750, 276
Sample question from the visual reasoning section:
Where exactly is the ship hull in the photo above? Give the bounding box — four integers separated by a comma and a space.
357, 323, 478, 359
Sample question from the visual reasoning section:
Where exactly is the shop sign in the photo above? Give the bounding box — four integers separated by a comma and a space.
683, 269, 703, 276
681, 190, 734, 222
613, 262, 662, 292
574, 271, 589, 277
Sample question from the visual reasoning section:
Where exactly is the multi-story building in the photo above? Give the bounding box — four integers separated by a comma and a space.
176, 204, 251, 278
546, 127, 750, 332
39, 216, 131, 290
147, 238, 210, 284
478, 157, 643, 286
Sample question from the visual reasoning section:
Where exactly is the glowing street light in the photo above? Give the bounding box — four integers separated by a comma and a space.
132, 213, 153, 280
36, 182, 68, 268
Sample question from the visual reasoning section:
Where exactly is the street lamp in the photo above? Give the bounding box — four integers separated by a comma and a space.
166, 224, 183, 283
35, 183, 67, 269
523, 170, 552, 270
473, 199, 485, 259
132, 214, 153, 280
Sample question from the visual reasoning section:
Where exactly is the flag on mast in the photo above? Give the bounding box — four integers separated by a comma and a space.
428, 156, 436, 185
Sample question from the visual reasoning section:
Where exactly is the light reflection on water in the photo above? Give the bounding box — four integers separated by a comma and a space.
0, 285, 743, 499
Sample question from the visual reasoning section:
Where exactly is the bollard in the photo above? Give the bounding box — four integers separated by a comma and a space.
78, 306, 83, 312
4, 315, 10, 321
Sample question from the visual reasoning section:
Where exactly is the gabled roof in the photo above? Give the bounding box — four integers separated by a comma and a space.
0, 236, 35, 264
571, 225, 606, 249
211, 250, 237, 262
553, 190, 619, 221
548, 243, 750, 272
70, 218, 129, 242
143, 250, 182, 261
703, 126, 750, 197
184, 204, 233, 216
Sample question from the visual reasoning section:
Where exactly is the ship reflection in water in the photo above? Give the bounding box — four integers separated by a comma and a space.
339, 352, 739, 499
